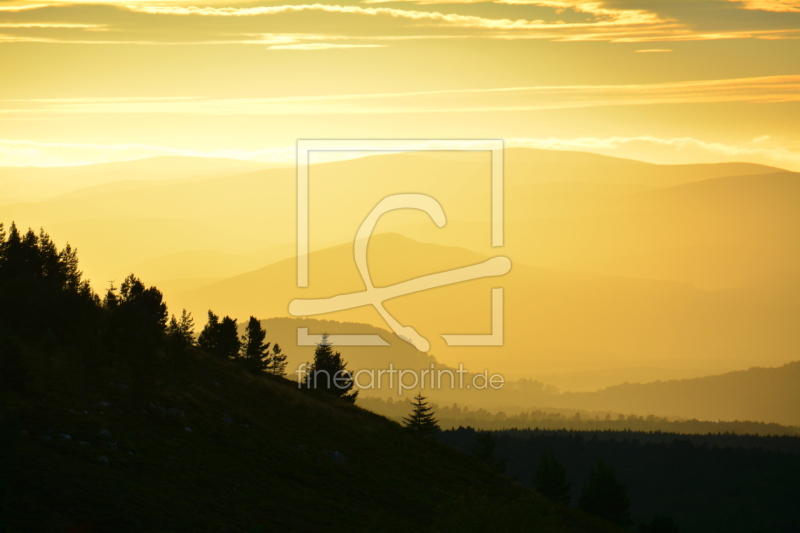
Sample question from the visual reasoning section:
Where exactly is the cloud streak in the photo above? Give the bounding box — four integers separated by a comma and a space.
737, 0, 800, 12
4, 1, 799, 44
127, 3, 554, 30
0, 4, 51, 12
2, 75, 798, 115
267, 42, 386, 49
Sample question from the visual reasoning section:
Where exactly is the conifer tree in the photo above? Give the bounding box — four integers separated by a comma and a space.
403, 393, 440, 435
0, 223, 97, 347
578, 458, 633, 527
198, 310, 220, 353
217, 316, 240, 359
534, 451, 571, 505
117, 274, 168, 349
167, 309, 195, 353
198, 310, 240, 359
240, 316, 269, 374
104, 282, 118, 309
306, 334, 357, 402
267, 342, 287, 376
107, 274, 168, 380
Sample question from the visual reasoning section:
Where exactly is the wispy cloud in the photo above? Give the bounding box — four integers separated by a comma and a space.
2, 75, 798, 115
737, 0, 800, 12
127, 4, 552, 30
636, 48, 672, 53
5, 1, 799, 44
268, 42, 386, 49
0, 4, 51, 12
0, 23, 104, 28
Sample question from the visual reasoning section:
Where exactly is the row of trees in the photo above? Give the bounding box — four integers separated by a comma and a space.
0, 222, 287, 386
197, 312, 287, 376
0, 222, 378, 404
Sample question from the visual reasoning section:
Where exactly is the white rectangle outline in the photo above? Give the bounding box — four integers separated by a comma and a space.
296, 139, 504, 288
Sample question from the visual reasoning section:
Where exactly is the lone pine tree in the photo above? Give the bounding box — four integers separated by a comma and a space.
403, 393, 440, 435
267, 342, 287, 377
306, 334, 357, 402
534, 451, 571, 505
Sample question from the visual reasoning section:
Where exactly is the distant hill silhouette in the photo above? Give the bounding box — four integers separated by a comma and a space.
4, 150, 799, 390
550, 361, 800, 426
0, 155, 272, 201
0, 149, 784, 283
175, 232, 800, 384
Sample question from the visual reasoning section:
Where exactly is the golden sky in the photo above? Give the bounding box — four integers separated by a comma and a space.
1, 0, 799, 168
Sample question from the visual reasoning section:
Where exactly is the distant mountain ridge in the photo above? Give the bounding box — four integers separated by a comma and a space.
551, 361, 800, 426
4, 149, 799, 391
173, 231, 800, 382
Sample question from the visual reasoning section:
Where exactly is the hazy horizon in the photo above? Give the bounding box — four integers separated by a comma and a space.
3, 147, 799, 406
3, 0, 800, 424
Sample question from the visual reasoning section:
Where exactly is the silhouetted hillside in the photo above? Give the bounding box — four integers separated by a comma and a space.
0, 223, 622, 533
0, 342, 635, 532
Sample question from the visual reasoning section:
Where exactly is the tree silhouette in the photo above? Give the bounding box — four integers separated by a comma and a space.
578, 458, 633, 527
219, 316, 239, 359
116, 274, 168, 353
0, 223, 97, 348
403, 393, 440, 435
267, 342, 287, 376
306, 334, 357, 402
533, 451, 571, 505
105, 274, 168, 382
240, 316, 269, 374
198, 310, 240, 360
167, 309, 195, 353
471, 431, 505, 472
197, 311, 220, 353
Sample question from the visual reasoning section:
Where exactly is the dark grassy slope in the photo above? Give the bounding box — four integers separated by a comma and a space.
0, 348, 625, 533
